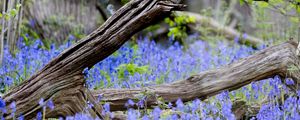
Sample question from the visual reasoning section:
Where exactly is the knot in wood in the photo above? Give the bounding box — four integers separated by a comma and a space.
187, 76, 198, 82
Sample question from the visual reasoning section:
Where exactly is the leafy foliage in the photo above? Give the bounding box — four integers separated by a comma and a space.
116, 64, 149, 79
165, 14, 196, 42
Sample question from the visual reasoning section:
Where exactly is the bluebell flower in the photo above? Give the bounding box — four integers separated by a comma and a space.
176, 98, 184, 111
0, 98, 6, 113
47, 100, 54, 110
171, 114, 178, 120
107, 4, 115, 15
36, 112, 42, 120
29, 19, 35, 27
39, 98, 44, 106
127, 108, 137, 120
125, 99, 135, 107
233, 36, 240, 43
167, 102, 173, 109
83, 68, 89, 79
137, 99, 144, 108
10, 101, 16, 113
191, 99, 200, 113
97, 95, 103, 102
221, 101, 234, 120
68, 35, 75, 41
18, 115, 24, 120
4, 76, 13, 87
242, 33, 248, 39
152, 107, 161, 120
141, 115, 149, 120
103, 103, 110, 112
86, 101, 94, 109
285, 78, 295, 85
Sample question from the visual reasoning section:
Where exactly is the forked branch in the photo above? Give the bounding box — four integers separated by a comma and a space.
2, 0, 185, 119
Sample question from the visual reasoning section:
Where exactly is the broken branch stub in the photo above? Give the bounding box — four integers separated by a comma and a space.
2, 0, 185, 119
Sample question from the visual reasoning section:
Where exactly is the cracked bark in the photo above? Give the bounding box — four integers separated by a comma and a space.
2, 0, 184, 119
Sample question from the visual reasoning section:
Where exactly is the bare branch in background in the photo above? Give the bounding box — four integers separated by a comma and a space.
0, 0, 7, 65
0, 0, 23, 65
176, 11, 264, 47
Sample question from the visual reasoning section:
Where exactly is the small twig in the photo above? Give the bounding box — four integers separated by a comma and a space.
267, 3, 297, 17
295, 38, 300, 56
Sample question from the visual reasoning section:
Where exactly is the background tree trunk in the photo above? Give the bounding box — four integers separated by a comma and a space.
24, 0, 104, 44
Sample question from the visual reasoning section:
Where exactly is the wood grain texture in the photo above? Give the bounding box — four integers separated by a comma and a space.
2, 0, 184, 119
93, 41, 300, 111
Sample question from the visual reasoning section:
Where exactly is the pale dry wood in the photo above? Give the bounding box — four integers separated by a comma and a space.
175, 11, 264, 47
6, 0, 15, 50
0, 0, 6, 65
15, 0, 24, 48
9, 0, 21, 54
2, 0, 184, 119
93, 41, 299, 111
297, 41, 300, 56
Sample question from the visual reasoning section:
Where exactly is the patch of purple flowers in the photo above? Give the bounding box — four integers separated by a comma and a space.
0, 35, 299, 119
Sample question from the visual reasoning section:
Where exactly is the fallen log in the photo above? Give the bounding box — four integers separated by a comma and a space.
93, 40, 300, 111
175, 11, 264, 47
2, 0, 185, 119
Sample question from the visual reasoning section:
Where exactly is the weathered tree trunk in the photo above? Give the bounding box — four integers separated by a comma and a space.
24, 0, 104, 44
2, 0, 184, 119
93, 41, 299, 111
0, 0, 7, 65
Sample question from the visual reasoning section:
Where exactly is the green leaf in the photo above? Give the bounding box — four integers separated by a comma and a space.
10, 9, 17, 16
116, 63, 149, 81
240, 0, 245, 5
16, 4, 21, 10
4, 14, 9, 20
278, 8, 287, 14
258, 2, 269, 8
290, 17, 299, 23
188, 16, 196, 23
